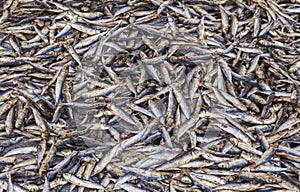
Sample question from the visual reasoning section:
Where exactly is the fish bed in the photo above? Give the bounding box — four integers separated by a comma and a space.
0, 0, 300, 191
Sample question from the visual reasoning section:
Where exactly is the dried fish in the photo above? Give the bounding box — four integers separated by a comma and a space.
63, 173, 104, 190
0, 1, 299, 191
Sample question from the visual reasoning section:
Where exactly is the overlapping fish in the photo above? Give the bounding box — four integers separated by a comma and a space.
0, 0, 300, 191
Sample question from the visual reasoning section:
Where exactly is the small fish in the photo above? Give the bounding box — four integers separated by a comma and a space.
0, 10, 9, 25
39, 142, 56, 176
108, 103, 136, 125
214, 183, 261, 191
4, 106, 15, 134
64, 45, 82, 66
31, 107, 49, 140
172, 84, 191, 119
81, 84, 119, 98
253, 8, 261, 37
230, 14, 239, 39
63, 173, 104, 190
239, 172, 281, 183
156, 150, 204, 170
219, 5, 229, 35
0, 99, 17, 117
120, 166, 170, 180
255, 145, 277, 166
176, 114, 199, 140
4, 146, 37, 157
256, 127, 269, 152
218, 158, 249, 169
237, 47, 264, 54
92, 144, 121, 175
65, 22, 101, 35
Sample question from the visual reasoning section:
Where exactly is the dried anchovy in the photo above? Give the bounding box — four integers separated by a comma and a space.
0, 0, 300, 192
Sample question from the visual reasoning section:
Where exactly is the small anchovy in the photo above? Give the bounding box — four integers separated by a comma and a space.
55, 65, 69, 104
255, 127, 269, 152
0, 99, 17, 116
213, 183, 261, 191
275, 114, 300, 133
92, 144, 121, 175
117, 183, 146, 192
37, 140, 46, 167
218, 158, 249, 169
120, 166, 170, 180
277, 145, 300, 157
252, 165, 288, 173
176, 114, 199, 140
31, 107, 49, 141
65, 22, 101, 35
172, 84, 191, 119
121, 117, 160, 149
0, 90, 13, 102
4, 106, 15, 134
179, 160, 214, 168
155, 150, 204, 170
230, 138, 262, 156
39, 142, 56, 176
255, 145, 277, 166
215, 124, 252, 145
239, 172, 281, 183
81, 84, 120, 98
64, 44, 82, 66
108, 103, 136, 125
4, 146, 37, 157
219, 5, 229, 35
230, 14, 239, 39
63, 173, 104, 190
187, 173, 217, 191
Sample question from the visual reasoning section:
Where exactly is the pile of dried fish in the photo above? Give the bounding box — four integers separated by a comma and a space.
1, 0, 300, 191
